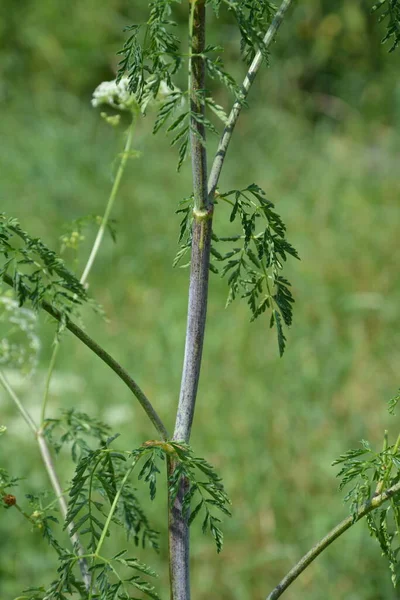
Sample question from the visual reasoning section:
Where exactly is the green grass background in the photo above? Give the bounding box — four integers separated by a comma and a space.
1, 1, 400, 598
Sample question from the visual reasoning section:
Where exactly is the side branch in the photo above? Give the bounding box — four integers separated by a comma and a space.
37, 432, 91, 588
189, 0, 209, 214
0, 371, 91, 589
267, 481, 400, 600
207, 0, 294, 199
1, 273, 168, 440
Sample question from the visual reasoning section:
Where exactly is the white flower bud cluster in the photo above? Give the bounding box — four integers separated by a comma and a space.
91, 76, 178, 115
91, 77, 138, 111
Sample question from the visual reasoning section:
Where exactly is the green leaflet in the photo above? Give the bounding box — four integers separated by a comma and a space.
372, 0, 400, 52
0, 214, 88, 317
132, 440, 231, 553
44, 408, 111, 462
333, 429, 400, 587
116, 1, 279, 170
389, 389, 400, 415
174, 185, 299, 356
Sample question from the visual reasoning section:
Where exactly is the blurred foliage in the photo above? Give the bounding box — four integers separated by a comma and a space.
1, 0, 400, 599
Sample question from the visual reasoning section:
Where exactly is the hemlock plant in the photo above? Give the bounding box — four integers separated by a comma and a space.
1, 1, 400, 599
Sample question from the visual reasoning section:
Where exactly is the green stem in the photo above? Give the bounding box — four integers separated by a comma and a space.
87, 454, 139, 600
188, 0, 209, 214
0, 370, 37, 434
37, 430, 92, 588
0, 371, 91, 588
207, 0, 294, 200
266, 480, 400, 600
40, 114, 137, 427
95, 456, 138, 557
80, 116, 136, 285
41, 339, 60, 426
2, 272, 168, 440
188, 0, 195, 136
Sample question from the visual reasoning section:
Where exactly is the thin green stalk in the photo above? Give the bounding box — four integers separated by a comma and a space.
41, 339, 60, 426
0, 491, 36, 524
33, 113, 141, 591
2, 272, 168, 440
266, 480, 400, 600
207, 0, 294, 200
95, 455, 138, 557
40, 115, 137, 427
87, 454, 139, 600
37, 431, 91, 588
0, 372, 91, 589
188, 0, 209, 214
80, 116, 136, 285
0, 370, 37, 435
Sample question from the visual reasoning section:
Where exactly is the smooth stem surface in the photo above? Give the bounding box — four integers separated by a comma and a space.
0, 372, 90, 588
174, 211, 212, 443
2, 273, 168, 440
80, 117, 136, 285
0, 491, 36, 524
188, 0, 209, 213
2, 121, 137, 588
40, 116, 136, 427
169, 2, 209, 599
266, 480, 400, 600
94, 455, 138, 557
207, 0, 294, 199
41, 339, 60, 425
37, 432, 91, 589
0, 370, 37, 434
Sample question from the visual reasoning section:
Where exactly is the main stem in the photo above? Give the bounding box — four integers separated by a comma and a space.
169, 2, 210, 599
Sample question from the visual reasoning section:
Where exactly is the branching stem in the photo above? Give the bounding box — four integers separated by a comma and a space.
40, 114, 137, 428
0, 370, 37, 435
95, 455, 139, 557
41, 340, 60, 426
207, 0, 294, 200
2, 273, 168, 440
80, 115, 137, 285
266, 480, 400, 600
169, 2, 294, 599
0, 114, 150, 592
0, 371, 91, 589
36, 431, 92, 588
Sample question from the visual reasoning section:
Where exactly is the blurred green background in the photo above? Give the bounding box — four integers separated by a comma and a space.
1, 0, 400, 598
